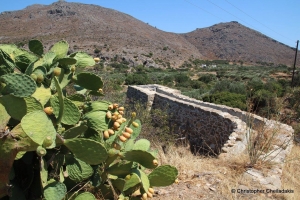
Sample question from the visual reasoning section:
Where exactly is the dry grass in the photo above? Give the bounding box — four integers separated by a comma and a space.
281, 144, 300, 200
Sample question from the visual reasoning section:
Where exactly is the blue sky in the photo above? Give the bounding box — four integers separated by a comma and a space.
0, 0, 299, 48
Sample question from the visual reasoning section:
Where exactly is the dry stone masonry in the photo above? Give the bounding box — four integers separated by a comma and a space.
126, 84, 294, 189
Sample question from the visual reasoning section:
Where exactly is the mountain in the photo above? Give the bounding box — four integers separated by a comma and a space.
183, 21, 298, 66
0, 1, 203, 68
0, 2, 298, 67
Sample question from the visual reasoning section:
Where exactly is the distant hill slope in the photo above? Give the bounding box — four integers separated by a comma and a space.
182, 21, 298, 66
0, 2, 298, 67
0, 1, 203, 68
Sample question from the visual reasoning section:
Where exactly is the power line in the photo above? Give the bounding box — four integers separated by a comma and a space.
183, 0, 224, 21
205, 0, 253, 28
223, 0, 294, 42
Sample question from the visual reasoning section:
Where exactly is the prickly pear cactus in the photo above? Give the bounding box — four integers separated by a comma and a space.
0, 40, 178, 200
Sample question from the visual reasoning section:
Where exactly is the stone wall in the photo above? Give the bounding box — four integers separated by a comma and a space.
126, 84, 293, 156
126, 84, 294, 189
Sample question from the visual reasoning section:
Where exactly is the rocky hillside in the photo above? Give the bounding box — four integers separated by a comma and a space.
183, 21, 298, 66
0, 2, 298, 67
0, 1, 203, 68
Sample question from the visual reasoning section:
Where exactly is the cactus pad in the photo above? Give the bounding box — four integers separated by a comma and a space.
0, 49, 15, 75
21, 110, 56, 147
64, 138, 108, 165
148, 165, 178, 187
50, 96, 81, 125
63, 124, 88, 139
0, 95, 42, 121
107, 161, 133, 176
123, 173, 141, 193
32, 85, 51, 106
57, 57, 77, 66
137, 169, 150, 193
74, 192, 96, 200
84, 111, 109, 133
29, 39, 44, 56
65, 156, 93, 182
83, 101, 111, 113
124, 150, 157, 169
50, 40, 69, 60
0, 73, 36, 97
74, 72, 103, 91
133, 139, 151, 151
43, 181, 67, 200
69, 52, 95, 68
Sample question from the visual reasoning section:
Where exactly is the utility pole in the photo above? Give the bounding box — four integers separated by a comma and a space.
291, 40, 299, 87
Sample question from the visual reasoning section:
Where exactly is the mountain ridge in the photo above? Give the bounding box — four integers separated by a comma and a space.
0, 1, 298, 67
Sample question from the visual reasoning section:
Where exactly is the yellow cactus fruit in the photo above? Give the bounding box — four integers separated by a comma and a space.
98, 88, 103, 93
148, 188, 154, 194
142, 193, 148, 200
108, 129, 114, 135
118, 107, 125, 111
125, 127, 133, 134
122, 132, 131, 139
106, 111, 112, 119
53, 67, 61, 76
125, 174, 131, 180
113, 142, 121, 150
119, 135, 127, 142
117, 114, 122, 119
116, 118, 123, 124
132, 121, 139, 128
174, 178, 179, 184
30, 74, 37, 81
70, 65, 76, 72
147, 191, 153, 198
152, 159, 158, 166
108, 104, 114, 110
44, 107, 54, 115
94, 57, 100, 62
43, 136, 53, 148
113, 122, 120, 129
118, 111, 124, 115
113, 103, 119, 109
121, 118, 127, 123
36, 74, 44, 83
131, 112, 137, 118
103, 130, 109, 139
111, 115, 118, 122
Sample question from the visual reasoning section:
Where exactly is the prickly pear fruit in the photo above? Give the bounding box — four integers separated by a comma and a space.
31, 73, 37, 81
118, 111, 124, 115
125, 174, 131, 180
122, 132, 131, 139
70, 66, 76, 72
125, 127, 133, 134
113, 122, 120, 129
118, 107, 124, 111
37, 74, 44, 83
106, 111, 112, 119
116, 119, 123, 124
121, 118, 127, 123
103, 130, 109, 139
113, 142, 121, 150
113, 103, 119, 109
174, 178, 179, 184
108, 104, 113, 110
132, 121, 139, 128
43, 136, 53, 148
142, 193, 148, 200
148, 188, 154, 194
119, 135, 127, 142
36, 146, 47, 157
94, 57, 100, 62
147, 192, 153, 198
153, 159, 158, 166
44, 107, 54, 115
98, 88, 103, 93
131, 112, 136, 118
108, 129, 114, 135
53, 67, 61, 76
